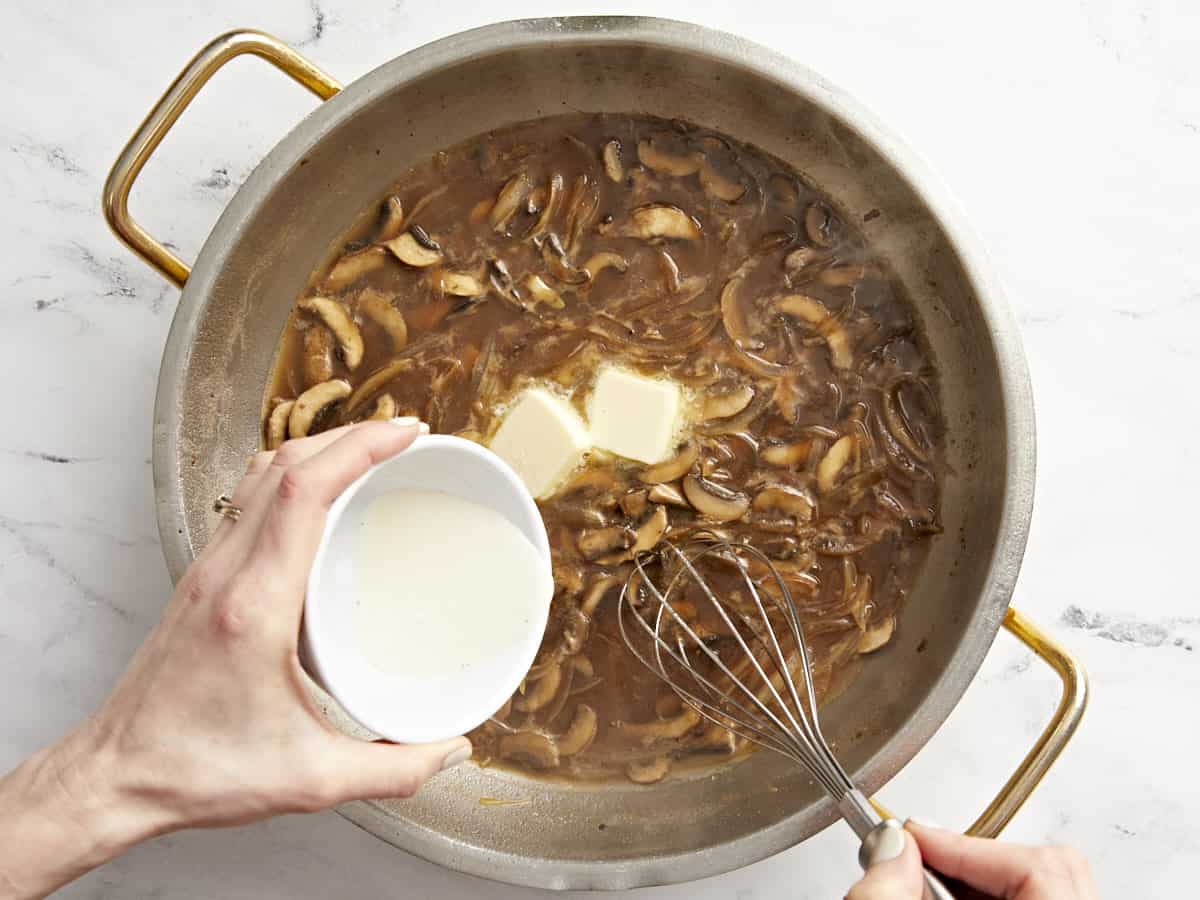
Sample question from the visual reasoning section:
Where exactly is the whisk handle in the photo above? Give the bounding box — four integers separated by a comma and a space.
860, 821, 998, 900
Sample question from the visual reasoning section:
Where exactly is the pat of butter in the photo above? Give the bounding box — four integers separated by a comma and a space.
588, 366, 682, 464
489, 388, 590, 499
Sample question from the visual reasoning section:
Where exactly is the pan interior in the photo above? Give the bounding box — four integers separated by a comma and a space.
157, 19, 1024, 890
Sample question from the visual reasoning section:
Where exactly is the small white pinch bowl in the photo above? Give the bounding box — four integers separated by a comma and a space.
302, 432, 553, 744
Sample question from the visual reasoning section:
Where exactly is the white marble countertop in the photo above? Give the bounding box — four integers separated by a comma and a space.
3, 0, 1197, 897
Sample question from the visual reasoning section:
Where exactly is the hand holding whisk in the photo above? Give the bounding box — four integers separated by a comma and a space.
618, 536, 994, 900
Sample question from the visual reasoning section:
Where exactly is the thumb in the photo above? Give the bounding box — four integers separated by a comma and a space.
325, 736, 472, 802
906, 820, 1034, 898
846, 829, 924, 900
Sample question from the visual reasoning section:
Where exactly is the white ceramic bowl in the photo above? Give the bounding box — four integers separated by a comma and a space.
302, 433, 554, 744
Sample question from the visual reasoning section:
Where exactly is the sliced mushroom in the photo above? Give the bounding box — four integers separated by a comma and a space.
647, 482, 688, 507
572, 655, 595, 678
775, 293, 852, 370
620, 489, 649, 518
703, 385, 755, 420
357, 289, 408, 351
490, 172, 533, 232
562, 175, 600, 253
682, 475, 750, 522
367, 393, 397, 421
638, 440, 699, 484
578, 525, 635, 561
437, 272, 486, 297
522, 273, 565, 310
514, 662, 562, 713
630, 505, 669, 555
558, 705, 598, 757
817, 435, 855, 494
804, 202, 840, 247
345, 357, 415, 414
751, 485, 816, 522
819, 264, 874, 287
323, 246, 389, 291
784, 246, 822, 277
699, 163, 747, 202
637, 139, 704, 176
858, 617, 895, 654
620, 707, 700, 743
540, 234, 590, 285
384, 231, 443, 268
266, 400, 294, 450
288, 379, 351, 439
300, 297, 363, 370
655, 692, 683, 719
602, 140, 624, 182
685, 723, 738, 754
761, 440, 813, 467
720, 276, 763, 350
624, 204, 702, 241
527, 173, 563, 242
376, 195, 405, 242
583, 251, 629, 280
580, 574, 621, 617
626, 756, 671, 784
498, 731, 559, 769
301, 325, 334, 386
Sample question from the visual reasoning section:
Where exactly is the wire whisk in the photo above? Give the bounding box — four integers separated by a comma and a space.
618, 536, 966, 900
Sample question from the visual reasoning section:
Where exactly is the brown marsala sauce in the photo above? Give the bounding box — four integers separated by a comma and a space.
265, 113, 944, 783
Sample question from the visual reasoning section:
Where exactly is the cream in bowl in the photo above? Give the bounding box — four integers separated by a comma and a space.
303, 433, 554, 744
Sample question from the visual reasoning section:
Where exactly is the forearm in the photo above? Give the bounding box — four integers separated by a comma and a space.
0, 723, 164, 899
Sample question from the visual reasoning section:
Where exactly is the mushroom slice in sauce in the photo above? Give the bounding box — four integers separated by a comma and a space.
637, 139, 704, 177
703, 385, 755, 420
775, 293, 852, 370
558, 705, 598, 757
602, 140, 624, 182
857, 617, 895, 654
384, 231, 443, 268
629, 505, 669, 556
620, 706, 700, 744
515, 662, 563, 713
583, 251, 629, 280
357, 289, 408, 350
490, 172, 533, 232
804, 202, 840, 247
344, 357, 416, 415
578, 525, 635, 561
299, 297, 363, 370
638, 440, 699, 484
367, 393, 397, 421
288, 379, 351, 439
720, 276, 763, 351
682, 475, 750, 522
626, 756, 671, 784
817, 435, 855, 494
623, 204, 702, 241
699, 163, 747, 202
647, 483, 688, 507
498, 731, 559, 769
376, 195, 405, 242
437, 272, 487, 297
301, 326, 334, 387
527, 173, 563, 242
323, 245, 389, 291
751, 485, 816, 523
761, 440, 813, 467
522, 274, 565, 309
266, 400, 294, 450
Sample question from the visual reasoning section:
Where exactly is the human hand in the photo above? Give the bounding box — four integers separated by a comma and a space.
846, 821, 1098, 900
0, 421, 470, 898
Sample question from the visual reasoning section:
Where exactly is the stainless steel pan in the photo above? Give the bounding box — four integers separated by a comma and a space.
104, 18, 1087, 891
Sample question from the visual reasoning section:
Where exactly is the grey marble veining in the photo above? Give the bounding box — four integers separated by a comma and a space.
2, 0, 1197, 897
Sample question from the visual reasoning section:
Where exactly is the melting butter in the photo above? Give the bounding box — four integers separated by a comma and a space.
353, 489, 546, 678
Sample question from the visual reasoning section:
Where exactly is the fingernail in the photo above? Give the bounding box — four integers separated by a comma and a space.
440, 741, 472, 772
390, 416, 430, 435
905, 817, 945, 831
